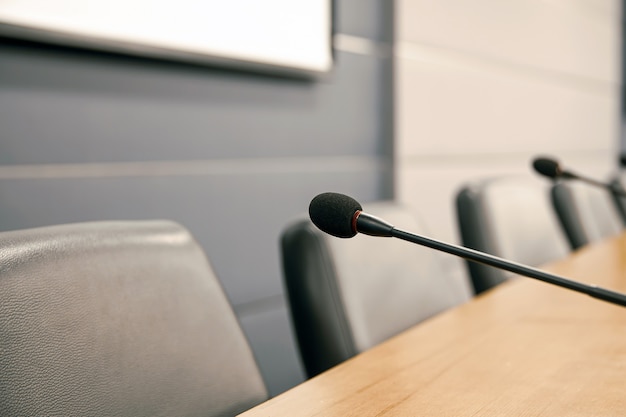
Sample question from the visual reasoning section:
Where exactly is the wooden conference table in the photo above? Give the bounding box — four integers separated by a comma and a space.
240, 233, 626, 416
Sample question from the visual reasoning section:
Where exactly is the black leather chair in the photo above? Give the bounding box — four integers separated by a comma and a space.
281, 201, 471, 378
608, 174, 626, 226
0, 220, 267, 416
551, 181, 624, 249
456, 176, 570, 294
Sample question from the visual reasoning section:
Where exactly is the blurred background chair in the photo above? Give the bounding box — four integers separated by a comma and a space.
608, 173, 626, 226
0, 220, 268, 417
456, 176, 570, 295
550, 181, 624, 250
280, 201, 472, 378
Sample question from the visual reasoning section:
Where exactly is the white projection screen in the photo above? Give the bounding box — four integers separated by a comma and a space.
0, 0, 333, 76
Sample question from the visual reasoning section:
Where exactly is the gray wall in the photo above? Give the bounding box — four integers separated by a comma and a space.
0, 1, 393, 396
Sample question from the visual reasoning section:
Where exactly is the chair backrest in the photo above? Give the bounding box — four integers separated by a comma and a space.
456, 176, 570, 294
609, 173, 626, 226
550, 181, 624, 249
0, 220, 267, 417
281, 201, 471, 378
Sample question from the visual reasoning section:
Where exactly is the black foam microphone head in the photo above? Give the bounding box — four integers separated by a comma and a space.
532, 157, 561, 179
309, 192, 362, 238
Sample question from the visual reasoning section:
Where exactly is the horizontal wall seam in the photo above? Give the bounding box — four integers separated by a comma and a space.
396, 41, 619, 94
396, 149, 614, 166
0, 156, 392, 179
333, 33, 392, 58
234, 293, 286, 318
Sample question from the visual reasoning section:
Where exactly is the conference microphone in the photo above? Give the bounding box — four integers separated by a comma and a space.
309, 192, 626, 308
532, 156, 626, 197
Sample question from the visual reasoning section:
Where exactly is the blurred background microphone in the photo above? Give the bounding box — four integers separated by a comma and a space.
532, 156, 626, 197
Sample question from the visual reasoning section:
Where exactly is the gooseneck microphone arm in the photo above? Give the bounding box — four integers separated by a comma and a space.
309, 192, 626, 309
567, 171, 626, 197
356, 212, 626, 307
387, 221, 626, 307
577, 174, 623, 192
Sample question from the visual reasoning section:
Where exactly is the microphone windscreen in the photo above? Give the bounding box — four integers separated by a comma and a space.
309, 192, 362, 238
532, 157, 560, 178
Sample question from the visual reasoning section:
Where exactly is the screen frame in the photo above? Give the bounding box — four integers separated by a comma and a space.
0, 1, 335, 78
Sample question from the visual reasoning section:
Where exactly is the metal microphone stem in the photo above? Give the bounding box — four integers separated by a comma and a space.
390, 227, 626, 308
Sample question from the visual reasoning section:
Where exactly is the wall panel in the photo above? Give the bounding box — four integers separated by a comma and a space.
395, 0, 622, 286
0, 0, 394, 396
398, 0, 621, 83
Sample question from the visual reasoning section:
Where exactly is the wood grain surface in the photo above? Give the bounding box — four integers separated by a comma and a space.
240, 234, 626, 416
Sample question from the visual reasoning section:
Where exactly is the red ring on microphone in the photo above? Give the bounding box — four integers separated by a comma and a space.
352, 210, 362, 235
